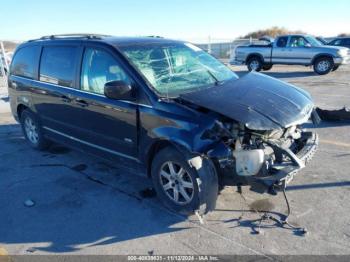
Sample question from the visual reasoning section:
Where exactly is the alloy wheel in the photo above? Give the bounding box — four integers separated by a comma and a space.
159, 161, 194, 205
250, 60, 259, 71
317, 60, 330, 72
24, 117, 39, 144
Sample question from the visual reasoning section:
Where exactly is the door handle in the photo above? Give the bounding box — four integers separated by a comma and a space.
75, 98, 88, 107
60, 95, 71, 103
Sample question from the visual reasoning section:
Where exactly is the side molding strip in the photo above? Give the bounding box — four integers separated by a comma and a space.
43, 126, 139, 162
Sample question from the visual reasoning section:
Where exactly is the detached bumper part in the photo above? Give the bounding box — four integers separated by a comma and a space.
249, 131, 318, 193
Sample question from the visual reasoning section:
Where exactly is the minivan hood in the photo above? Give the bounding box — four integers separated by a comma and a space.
179, 72, 314, 130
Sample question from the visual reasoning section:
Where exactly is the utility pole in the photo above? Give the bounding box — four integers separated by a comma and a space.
0, 41, 8, 87
208, 35, 212, 54
0, 42, 9, 70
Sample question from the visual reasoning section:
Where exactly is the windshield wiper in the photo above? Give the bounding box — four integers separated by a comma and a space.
206, 69, 219, 86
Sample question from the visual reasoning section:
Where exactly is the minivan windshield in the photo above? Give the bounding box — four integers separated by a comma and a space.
120, 42, 238, 97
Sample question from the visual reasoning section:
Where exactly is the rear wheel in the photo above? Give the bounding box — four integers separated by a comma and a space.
247, 56, 263, 72
262, 64, 273, 71
313, 57, 334, 75
20, 110, 50, 150
151, 147, 200, 214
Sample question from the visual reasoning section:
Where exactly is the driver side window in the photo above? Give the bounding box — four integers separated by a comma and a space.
290, 36, 307, 47
80, 48, 130, 95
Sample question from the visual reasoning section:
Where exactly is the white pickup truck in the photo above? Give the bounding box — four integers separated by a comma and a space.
230, 34, 350, 75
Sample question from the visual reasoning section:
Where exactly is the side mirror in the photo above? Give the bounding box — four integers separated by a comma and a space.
104, 80, 135, 100
305, 43, 312, 48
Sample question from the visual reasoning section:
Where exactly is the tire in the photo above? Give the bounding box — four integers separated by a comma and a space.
151, 147, 200, 214
247, 56, 263, 72
332, 65, 340, 71
20, 109, 50, 150
262, 64, 273, 71
313, 57, 334, 75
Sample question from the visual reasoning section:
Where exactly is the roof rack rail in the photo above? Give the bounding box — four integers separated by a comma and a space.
28, 34, 111, 42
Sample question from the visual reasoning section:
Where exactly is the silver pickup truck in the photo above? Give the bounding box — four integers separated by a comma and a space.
230, 34, 350, 75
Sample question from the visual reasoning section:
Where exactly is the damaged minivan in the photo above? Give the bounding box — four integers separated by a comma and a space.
8, 35, 318, 215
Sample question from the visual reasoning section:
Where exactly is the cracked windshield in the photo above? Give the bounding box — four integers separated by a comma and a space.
120, 42, 238, 97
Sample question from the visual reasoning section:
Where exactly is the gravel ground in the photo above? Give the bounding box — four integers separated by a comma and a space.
0, 65, 349, 258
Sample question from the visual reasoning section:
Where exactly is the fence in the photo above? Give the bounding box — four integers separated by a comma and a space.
194, 38, 265, 61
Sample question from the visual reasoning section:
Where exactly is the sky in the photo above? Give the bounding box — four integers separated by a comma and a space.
1, 0, 350, 42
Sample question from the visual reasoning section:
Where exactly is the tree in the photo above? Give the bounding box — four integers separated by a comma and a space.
338, 33, 350, 37
0, 41, 19, 51
243, 27, 306, 39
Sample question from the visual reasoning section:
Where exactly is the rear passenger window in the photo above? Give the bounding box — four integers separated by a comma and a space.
10, 46, 39, 79
276, 37, 288, 48
39, 46, 78, 87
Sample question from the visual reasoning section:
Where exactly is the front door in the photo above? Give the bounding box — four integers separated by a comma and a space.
283, 36, 312, 65
72, 46, 138, 159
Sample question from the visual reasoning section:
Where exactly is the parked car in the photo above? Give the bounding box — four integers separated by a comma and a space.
327, 37, 350, 49
8, 34, 318, 215
231, 34, 350, 74
315, 36, 328, 45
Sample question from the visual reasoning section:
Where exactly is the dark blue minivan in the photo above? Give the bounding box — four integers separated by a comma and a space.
8, 34, 318, 214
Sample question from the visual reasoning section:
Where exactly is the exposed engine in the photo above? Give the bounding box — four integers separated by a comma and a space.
203, 118, 318, 193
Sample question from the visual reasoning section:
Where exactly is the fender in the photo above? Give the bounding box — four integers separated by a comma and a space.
311, 53, 335, 64
139, 112, 225, 214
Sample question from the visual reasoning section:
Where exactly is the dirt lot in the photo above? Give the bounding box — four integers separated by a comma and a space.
0, 65, 349, 257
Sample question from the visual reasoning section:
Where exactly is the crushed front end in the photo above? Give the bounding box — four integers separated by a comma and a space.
178, 72, 320, 195
205, 120, 318, 194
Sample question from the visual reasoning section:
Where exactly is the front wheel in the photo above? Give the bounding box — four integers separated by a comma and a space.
151, 147, 200, 214
20, 110, 50, 150
313, 57, 334, 75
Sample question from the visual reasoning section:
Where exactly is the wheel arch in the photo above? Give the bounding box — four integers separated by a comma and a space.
146, 139, 193, 178
246, 53, 264, 64
17, 104, 29, 119
147, 139, 219, 215
311, 53, 335, 65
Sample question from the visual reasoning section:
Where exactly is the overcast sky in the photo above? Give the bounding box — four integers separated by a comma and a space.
1, 0, 349, 42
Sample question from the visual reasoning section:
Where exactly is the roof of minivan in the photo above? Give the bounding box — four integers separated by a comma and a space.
26, 35, 183, 47
104, 36, 183, 46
